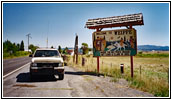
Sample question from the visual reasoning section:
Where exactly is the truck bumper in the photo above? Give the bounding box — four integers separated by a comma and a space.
30, 67, 64, 75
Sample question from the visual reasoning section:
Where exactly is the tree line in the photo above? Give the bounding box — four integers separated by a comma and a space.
4, 39, 91, 57
3, 40, 40, 58
3, 40, 25, 54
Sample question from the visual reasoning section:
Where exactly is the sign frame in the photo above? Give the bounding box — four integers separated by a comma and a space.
92, 28, 137, 57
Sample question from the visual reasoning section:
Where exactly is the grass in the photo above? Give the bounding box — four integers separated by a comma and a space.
3, 51, 30, 59
136, 53, 169, 58
66, 51, 169, 97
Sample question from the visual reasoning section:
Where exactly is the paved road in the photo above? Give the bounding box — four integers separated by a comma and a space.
3, 64, 154, 97
3, 57, 31, 76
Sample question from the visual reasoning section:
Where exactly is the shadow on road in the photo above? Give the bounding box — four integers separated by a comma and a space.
65, 71, 103, 76
16, 72, 59, 82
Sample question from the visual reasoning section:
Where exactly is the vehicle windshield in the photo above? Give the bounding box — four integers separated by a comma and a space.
34, 50, 60, 57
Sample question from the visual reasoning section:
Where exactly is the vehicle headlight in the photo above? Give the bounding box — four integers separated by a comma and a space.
58, 63, 63, 67
32, 63, 37, 67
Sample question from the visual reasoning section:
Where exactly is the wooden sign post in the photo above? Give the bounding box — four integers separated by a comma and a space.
129, 25, 134, 78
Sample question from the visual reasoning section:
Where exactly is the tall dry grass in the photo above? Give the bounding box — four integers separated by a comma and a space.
66, 53, 169, 97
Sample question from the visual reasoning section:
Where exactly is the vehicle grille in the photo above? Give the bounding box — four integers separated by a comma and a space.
37, 63, 59, 67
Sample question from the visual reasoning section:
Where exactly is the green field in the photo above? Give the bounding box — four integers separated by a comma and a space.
66, 51, 169, 97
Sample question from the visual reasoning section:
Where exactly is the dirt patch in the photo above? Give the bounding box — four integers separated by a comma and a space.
82, 75, 93, 81
13, 84, 37, 88
35, 88, 74, 90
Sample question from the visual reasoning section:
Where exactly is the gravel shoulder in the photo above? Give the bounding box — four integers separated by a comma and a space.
3, 64, 154, 97
66, 66, 154, 97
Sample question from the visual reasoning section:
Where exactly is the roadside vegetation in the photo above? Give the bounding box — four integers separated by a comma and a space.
3, 51, 30, 59
3, 40, 29, 59
66, 51, 169, 97
3, 40, 39, 59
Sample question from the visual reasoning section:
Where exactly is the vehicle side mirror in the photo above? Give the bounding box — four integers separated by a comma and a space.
29, 54, 32, 57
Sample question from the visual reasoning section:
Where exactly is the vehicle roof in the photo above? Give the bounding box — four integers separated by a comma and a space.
36, 48, 58, 51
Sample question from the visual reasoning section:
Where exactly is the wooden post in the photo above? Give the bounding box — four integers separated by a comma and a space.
73, 54, 75, 63
140, 65, 142, 80
120, 64, 124, 74
130, 25, 134, 78
97, 56, 100, 75
74, 34, 78, 64
96, 28, 101, 76
131, 56, 133, 78
76, 35, 78, 64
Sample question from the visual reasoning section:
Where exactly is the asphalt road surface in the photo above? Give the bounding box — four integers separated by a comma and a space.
3, 62, 154, 97
3, 57, 31, 76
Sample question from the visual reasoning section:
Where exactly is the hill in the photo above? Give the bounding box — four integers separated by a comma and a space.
138, 45, 169, 51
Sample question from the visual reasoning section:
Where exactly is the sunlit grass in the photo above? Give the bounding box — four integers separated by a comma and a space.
66, 52, 169, 97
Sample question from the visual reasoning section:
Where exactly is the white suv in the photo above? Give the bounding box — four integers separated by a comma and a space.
29, 48, 64, 80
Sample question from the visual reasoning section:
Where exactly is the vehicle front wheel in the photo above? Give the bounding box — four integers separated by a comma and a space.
58, 74, 64, 80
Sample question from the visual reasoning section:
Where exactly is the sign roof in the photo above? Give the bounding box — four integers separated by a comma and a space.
85, 13, 144, 29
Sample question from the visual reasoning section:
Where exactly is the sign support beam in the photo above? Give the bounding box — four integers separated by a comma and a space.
97, 56, 100, 76
130, 25, 134, 78
96, 28, 102, 76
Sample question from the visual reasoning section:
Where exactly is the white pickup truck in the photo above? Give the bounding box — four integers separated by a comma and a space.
29, 48, 64, 80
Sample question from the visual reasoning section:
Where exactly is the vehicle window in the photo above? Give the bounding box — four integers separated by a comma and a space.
34, 50, 59, 57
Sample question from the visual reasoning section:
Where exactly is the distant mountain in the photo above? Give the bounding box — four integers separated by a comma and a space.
138, 45, 169, 51
62, 45, 169, 51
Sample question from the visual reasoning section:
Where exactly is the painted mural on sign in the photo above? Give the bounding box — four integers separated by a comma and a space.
92, 28, 137, 56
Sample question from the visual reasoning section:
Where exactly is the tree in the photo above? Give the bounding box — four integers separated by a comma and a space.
29, 44, 39, 54
3, 40, 16, 54
3, 40, 12, 52
63, 47, 68, 54
17, 43, 20, 51
58, 45, 62, 53
81, 43, 89, 54
20, 40, 24, 51
12, 43, 18, 53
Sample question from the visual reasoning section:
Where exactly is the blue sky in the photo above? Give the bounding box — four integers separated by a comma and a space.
3, 3, 169, 49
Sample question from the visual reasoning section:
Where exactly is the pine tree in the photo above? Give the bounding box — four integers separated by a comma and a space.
58, 45, 62, 53
20, 40, 24, 51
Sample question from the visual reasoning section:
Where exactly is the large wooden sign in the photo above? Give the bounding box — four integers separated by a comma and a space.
86, 13, 143, 29
93, 28, 137, 57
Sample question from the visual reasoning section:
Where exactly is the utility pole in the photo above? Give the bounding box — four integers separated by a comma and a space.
26, 33, 32, 52
75, 34, 78, 64
73, 34, 78, 64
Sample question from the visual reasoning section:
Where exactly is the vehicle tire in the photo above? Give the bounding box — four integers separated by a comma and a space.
58, 74, 64, 80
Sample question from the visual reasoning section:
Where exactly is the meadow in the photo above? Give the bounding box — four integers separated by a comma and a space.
66, 51, 169, 97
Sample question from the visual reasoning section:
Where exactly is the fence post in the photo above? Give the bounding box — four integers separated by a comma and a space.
140, 65, 142, 80
120, 64, 124, 74
82, 57, 85, 66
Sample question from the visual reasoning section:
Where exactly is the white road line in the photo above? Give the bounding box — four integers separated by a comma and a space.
3, 62, 30, 79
